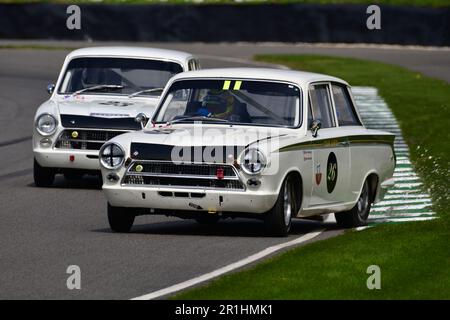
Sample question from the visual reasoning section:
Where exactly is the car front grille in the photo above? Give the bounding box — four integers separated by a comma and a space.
122, 161, 245, 190
54, 129, 127, 150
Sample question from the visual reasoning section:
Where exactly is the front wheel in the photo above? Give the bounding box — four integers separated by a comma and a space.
33, 158, 55, 187
107, 203, 136, 233
335, 179, 371, 228
264, 175, 298, 237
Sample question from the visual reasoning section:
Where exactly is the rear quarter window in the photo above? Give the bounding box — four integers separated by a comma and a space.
332, 84, 361, 126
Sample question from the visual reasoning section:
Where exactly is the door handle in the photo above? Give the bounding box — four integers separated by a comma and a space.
338, 141, 349, 147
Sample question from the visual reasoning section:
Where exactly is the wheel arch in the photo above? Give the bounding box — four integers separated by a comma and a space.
363, 171, 379, 204
280, 169, 303, 215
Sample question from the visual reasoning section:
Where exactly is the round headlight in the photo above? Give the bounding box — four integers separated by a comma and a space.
241, 148, 266, 175
36, 114, 57, 136
100, 143, 125, 170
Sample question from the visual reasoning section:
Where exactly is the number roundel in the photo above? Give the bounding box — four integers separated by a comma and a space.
327, 152, 338, 193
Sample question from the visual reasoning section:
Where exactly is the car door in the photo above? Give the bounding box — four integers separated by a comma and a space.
331, 83, 374, 199
307, 82, 352, 207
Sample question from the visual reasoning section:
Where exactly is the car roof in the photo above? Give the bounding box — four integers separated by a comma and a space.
169, 67, 348, 86
66, 46, 194, 62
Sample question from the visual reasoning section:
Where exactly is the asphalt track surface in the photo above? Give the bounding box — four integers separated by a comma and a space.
0, 42, 448, 299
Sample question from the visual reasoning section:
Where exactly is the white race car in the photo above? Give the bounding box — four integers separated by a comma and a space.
33, 46, 199, 186
99, 68, 396, 236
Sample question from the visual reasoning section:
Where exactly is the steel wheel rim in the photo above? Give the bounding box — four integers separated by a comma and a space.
283, 180, 292, 226
357, 182, 369, 217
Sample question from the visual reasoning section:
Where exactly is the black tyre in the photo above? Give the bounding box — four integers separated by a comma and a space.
107, 203, 136, 233
195, 215, 220, 225
33, 158, 55, 187
63, 170, 84, 181
264, 175, 298, 237
335, 179, 371, 228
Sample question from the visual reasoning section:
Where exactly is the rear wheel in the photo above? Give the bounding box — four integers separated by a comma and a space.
33, 158, 55, 187
107, 203, 136, 233
335, 179, 371, 228
264, 175, 298, 237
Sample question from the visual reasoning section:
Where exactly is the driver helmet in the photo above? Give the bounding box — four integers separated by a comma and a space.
200, 89, 235, 118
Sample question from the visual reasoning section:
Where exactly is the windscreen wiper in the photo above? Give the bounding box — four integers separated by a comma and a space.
128, 87, 164, 98
71, 84, 124, 97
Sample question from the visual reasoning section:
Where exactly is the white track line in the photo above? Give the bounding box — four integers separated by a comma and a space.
131, 229, 325, 300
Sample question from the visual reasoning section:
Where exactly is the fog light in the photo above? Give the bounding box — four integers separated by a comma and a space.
40, 138, 52, 147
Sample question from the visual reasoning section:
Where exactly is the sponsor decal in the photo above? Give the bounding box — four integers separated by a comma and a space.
189, 202, 203, 210
90, 112, 130, 118
222, 80, 242, 90
315, 164, 322, 185
303, 150, 312, 161
98, 101, 134, 107
327, 152, 338, 193
216, 167, 225, 180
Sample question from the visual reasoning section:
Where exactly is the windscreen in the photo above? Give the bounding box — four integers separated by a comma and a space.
153, 79, 302, 127
58, 57, 184, 96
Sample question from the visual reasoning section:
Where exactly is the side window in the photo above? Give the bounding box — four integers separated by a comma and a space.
307, 97, 313, 128
309, 84, 335, 128
188, 59, 198, 71
332, 84, 361, 126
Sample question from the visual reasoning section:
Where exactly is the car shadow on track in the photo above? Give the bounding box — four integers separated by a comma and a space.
28, 175, 102, 190
94, 218, 340, 238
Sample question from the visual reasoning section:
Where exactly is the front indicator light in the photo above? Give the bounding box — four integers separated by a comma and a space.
39, 138, 52, 147
106, 172, 120, 182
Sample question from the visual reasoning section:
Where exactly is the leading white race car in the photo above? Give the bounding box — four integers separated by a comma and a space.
99, 68, 396, 236
33, 46, 200, 186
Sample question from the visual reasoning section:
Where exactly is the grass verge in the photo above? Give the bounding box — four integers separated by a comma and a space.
173, 55, 450, 299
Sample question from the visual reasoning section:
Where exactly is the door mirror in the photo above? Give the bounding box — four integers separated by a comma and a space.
135, 113, 148, 129
310, 119, 322, 138
46, 84, 55, 95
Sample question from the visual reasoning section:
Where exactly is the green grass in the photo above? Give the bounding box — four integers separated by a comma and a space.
174, 55, 450, 299
0, 0, 448, 8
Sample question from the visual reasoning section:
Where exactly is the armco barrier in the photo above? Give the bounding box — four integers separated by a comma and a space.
0, 4, 448, 46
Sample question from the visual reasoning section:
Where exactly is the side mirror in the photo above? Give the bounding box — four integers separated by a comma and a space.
310, 119, 322, 138
46, 84, 55, 95
135, 113, 148, 129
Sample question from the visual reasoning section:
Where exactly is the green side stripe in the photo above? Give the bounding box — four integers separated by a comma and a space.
277, 134, 395, 153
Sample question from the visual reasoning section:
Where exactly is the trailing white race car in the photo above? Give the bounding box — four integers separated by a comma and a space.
99, 68, 396, 236
33, 46, 199, 186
